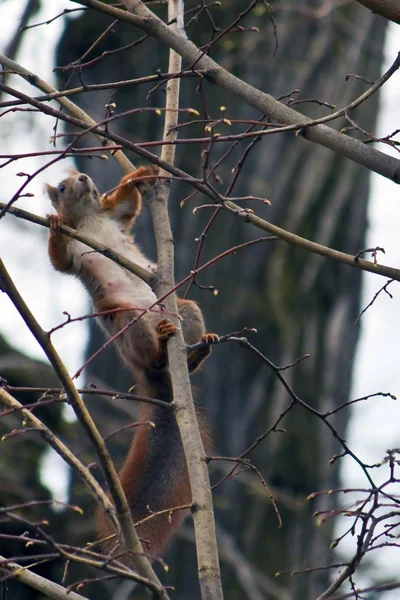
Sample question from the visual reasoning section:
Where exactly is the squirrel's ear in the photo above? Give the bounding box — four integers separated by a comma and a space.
45, 183, 59, 207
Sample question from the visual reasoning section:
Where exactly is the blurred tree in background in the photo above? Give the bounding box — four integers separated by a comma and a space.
0, 0, 391, 598
56, 2, 386, 597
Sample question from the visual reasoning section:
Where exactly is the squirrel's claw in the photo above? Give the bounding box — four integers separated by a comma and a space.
156, 319, 178, 341
201, 333, 219, 345
47, 214, 63, 233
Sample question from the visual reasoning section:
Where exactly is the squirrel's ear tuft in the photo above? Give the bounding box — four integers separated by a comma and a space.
67, 167, 79, 176
45, 183, 59, 207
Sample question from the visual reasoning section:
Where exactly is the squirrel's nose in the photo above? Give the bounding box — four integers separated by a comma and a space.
78, 174, 88, 183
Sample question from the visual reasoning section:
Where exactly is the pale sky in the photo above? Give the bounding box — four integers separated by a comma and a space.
337, 23, 400, 596
0, 1, 399, 596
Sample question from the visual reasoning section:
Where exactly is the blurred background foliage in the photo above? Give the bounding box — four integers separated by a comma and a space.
0, 0, 387, 598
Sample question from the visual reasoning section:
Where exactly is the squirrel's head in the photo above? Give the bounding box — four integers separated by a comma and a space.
46, 171, 101, 220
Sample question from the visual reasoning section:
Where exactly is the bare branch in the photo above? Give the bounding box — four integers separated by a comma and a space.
355, 0, 400, 24
73, 0, 400, 183
0, 554, 89, 600
142, 3, 224, 594
0, 261, 169, 597
0, 53, 134, 173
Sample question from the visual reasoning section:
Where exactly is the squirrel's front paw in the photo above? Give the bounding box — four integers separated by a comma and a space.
156, 319, 178, 341
123, 166, 159, 188
47, 214, 63, 233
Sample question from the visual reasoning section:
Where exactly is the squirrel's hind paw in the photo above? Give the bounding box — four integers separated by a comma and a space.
201, 333, 219, 345
156, 319, 178, 341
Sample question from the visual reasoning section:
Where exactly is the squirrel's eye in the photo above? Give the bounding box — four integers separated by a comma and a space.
58, 184, 66, 194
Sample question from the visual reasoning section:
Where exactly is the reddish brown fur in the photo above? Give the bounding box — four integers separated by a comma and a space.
102, 165, 159, 232
98, 397, 212, 558
46, 167, 216, 560
47, 215, 73, 272
96, 321, 214, 559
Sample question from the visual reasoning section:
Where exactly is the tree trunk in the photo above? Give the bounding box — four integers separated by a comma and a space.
52, 2, 386, 597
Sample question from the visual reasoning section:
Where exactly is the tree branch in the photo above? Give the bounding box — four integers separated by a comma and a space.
0, 53, 134, 174
0, 388, 116, 541
0, 261, 169, 598
0, 554, 89, 600
71, 0, 400, 183
143, 3, 224, 595
356, 0, 400, 24
0, 202, 152, 284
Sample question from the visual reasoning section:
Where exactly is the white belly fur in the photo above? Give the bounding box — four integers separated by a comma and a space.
71, 215, 158, 309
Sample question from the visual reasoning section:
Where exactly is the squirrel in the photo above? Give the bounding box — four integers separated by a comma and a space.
46, 166, 217, 559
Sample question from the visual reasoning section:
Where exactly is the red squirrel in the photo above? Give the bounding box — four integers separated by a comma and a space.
46, 166, 217, 558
